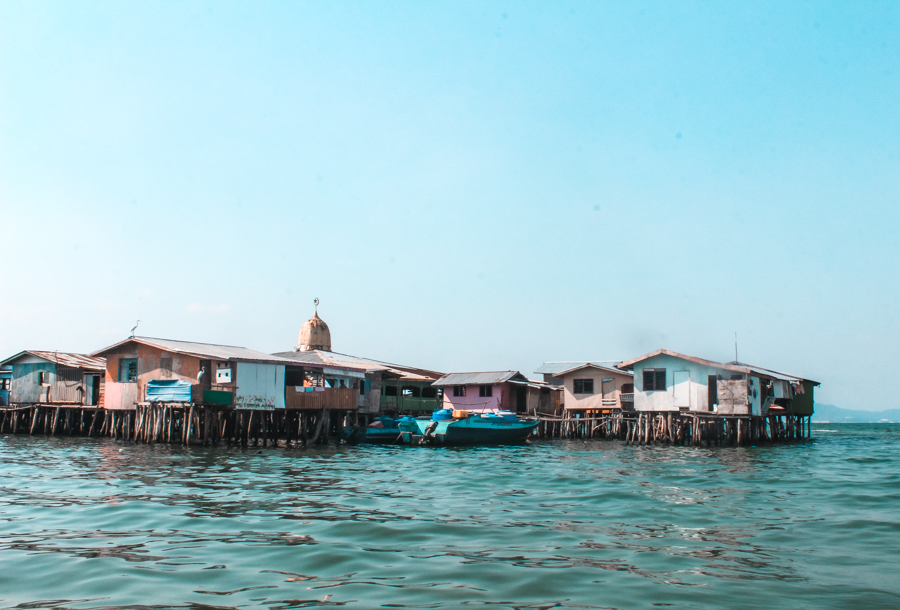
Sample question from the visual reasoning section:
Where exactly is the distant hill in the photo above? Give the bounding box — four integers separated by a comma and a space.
812, 403, 900, 423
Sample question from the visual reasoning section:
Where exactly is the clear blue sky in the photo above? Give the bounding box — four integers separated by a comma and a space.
1, 1, 897, 410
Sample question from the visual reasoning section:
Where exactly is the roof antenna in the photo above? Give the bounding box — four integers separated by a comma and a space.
130, 320, 140, 338
734, 332, 738, 363
314, 297, 319, 313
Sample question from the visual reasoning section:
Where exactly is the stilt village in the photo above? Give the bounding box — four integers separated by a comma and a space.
0, 304, 819, 448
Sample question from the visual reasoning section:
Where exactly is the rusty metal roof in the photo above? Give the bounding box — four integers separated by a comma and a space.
92, 337, 294, 365
729, 362, 821, 386
0, 350, 106, 370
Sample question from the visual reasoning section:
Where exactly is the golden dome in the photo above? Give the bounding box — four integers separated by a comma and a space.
297, 307, 331, 352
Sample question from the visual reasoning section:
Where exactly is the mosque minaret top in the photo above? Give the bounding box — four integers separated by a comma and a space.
296, 298, 332, 352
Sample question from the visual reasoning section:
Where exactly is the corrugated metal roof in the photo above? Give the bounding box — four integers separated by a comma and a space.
617, 350, 819, 385
535, 361, 622, 375
273, 349, 442, 381
730, 362, 820, 386
432, 371, 527, 386
93, 337, 293, 365
271, 350, 331, 366
0, 350, 106, 370
538, 361, 631, 377
535, 360, 628, 377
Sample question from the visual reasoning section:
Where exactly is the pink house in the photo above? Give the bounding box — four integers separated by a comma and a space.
432, 371, 558, 415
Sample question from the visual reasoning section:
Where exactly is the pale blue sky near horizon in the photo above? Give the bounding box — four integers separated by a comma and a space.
1, 1, 897, 410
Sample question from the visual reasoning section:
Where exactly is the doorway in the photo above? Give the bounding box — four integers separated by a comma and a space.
515, 386, 527, 413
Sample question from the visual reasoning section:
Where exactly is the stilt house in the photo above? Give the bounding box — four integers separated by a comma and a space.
432, 371, 558, 415
544, 363, 635, 413
91, 337, 294, 410
0, 351, 106, 407
616, 349, 819, 416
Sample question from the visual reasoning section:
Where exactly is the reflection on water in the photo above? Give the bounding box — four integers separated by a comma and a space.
0, 425, 898, 609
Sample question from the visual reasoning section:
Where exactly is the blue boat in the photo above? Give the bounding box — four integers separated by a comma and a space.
399, 409, 539, 446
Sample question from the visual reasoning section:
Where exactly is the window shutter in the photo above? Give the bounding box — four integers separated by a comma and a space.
643, 371, 654, 391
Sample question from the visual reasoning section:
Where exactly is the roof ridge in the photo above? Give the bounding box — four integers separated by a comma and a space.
136, 336, 250, 350
440, 370, 518, 374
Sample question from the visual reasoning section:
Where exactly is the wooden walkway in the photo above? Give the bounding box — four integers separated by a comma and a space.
0, 405, 813, 448
534, 411, 812, 445
0, 404, 359, 447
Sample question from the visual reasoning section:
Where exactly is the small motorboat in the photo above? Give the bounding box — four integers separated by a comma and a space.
399, 409, 539, 446
363, 416, 405, 444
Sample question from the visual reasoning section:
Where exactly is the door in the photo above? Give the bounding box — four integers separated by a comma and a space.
515, 386, 527, 413
673, 371, 691, 408
83, 374, 95, 406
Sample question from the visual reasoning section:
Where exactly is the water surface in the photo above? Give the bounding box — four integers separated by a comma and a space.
0, 424, 898, 609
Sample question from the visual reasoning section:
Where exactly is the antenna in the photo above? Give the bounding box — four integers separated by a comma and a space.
314, 297, 319, 312
734, 332, 738, 363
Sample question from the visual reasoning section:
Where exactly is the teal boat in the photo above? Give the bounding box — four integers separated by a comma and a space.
363, 416, 410, 444
399, 410, 539, 446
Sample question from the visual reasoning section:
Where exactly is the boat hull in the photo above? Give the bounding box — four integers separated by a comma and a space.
410, 416, 539, 445
364, 428, 402, 444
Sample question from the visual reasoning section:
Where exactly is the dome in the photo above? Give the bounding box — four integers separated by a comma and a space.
297, 309, 331, 352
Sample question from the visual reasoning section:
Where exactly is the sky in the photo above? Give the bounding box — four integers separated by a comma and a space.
0, 1, 897, 410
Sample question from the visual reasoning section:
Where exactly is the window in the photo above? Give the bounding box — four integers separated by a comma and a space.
453, 385, 466, 397
730, 374, 743, 380
118, 358, 137, 382
573, 379, 594, 394
39, 371, 50, 385
422, 387, 437, 399
57, 367, 79, 382
1, 378, 10, 390
479, 385, 492, 397
384, 385, 398, 397
359, 379, 367, 395
642, 369, 666, 391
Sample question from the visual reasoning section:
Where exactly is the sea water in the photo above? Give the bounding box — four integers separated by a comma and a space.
0, 424, 898, 609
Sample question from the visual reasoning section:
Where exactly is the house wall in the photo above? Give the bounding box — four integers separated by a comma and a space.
9, 360, 55, 403
526, 386, 542, 415
792, 381, 816, 415
100, 343, 204, 408
749, 376, 762, 416
234, 362, 285, 409
442, 384, 503, 411
101, 344, 202, 387
633, 354, 751, 414
104, 382, 139, 410
8, 357, 103, 405
364, 371, 382, 413
561, 369, 634, 410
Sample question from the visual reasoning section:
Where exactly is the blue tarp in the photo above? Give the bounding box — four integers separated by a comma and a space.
146, 379, 192, 402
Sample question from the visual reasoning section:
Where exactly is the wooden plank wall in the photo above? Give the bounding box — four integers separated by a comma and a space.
285, 387, 356, 410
